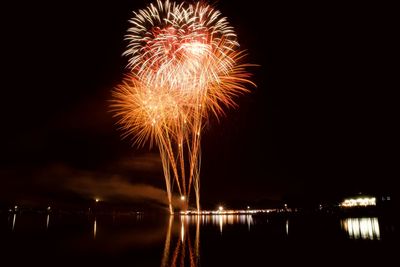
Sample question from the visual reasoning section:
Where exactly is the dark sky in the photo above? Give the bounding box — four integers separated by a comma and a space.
1, 1, 397, 208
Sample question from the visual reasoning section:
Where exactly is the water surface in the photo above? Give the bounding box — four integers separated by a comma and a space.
1, 212, 396, 266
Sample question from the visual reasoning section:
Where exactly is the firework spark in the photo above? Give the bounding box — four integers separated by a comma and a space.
112, 0, 255, 214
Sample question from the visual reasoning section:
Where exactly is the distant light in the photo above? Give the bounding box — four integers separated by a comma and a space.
47, 206, 51, 210
247, 206, 250, 209
218, 206, 224, 212
95, 198, 100, 203
341, 197, 376, 207
181, 196, 185, 201
284, 204, 287, 208
14, 205, 18, 210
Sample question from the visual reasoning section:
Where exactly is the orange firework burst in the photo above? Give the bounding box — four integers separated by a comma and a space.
112, 0, 255, 214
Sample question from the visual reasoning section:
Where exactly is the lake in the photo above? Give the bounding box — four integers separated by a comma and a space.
0, 212, 396, 266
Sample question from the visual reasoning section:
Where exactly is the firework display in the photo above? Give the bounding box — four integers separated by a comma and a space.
112, 0, 254, 214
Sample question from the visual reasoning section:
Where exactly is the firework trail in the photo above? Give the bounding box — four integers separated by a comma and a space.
112, 0, 255, 214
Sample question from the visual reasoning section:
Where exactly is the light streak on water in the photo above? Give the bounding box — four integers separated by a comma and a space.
93, 219, 97, 239
181, 217, 185, 242
286, 219, 289, 235
341, 217, 380, 240
12, 214, 16, 231
247, 215, 253, 231
161, 216, 173, 267
219, 215, 223, 234
182, 214, 253, 234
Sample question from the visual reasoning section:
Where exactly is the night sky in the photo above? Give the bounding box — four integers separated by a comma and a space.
1, 1, 397, 209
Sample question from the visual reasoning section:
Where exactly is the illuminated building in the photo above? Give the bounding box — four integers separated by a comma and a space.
341, 196, 376, 207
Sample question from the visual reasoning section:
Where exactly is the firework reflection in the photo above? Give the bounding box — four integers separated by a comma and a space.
161, 216, 200, 267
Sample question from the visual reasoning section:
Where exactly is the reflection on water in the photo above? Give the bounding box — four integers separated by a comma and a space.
209, 214, 254, 233
161, 216, 200, 267
2, 212, 393, 267
46, 214, 50, 229
93, 218, 97, 239
341, 217, 380, 240
186, 214, 253, 233
286, 219, 289, 236
12, 213, 16, 231
161, 215, 253, 267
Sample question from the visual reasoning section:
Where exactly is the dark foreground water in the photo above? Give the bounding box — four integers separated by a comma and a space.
0, 212, 397, 266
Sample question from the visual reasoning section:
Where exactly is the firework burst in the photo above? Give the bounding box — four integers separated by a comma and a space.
112, 0, 255, 214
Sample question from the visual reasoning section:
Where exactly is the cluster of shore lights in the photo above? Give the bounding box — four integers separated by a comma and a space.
341, 197, 376, 207
180, 208, 274, 215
